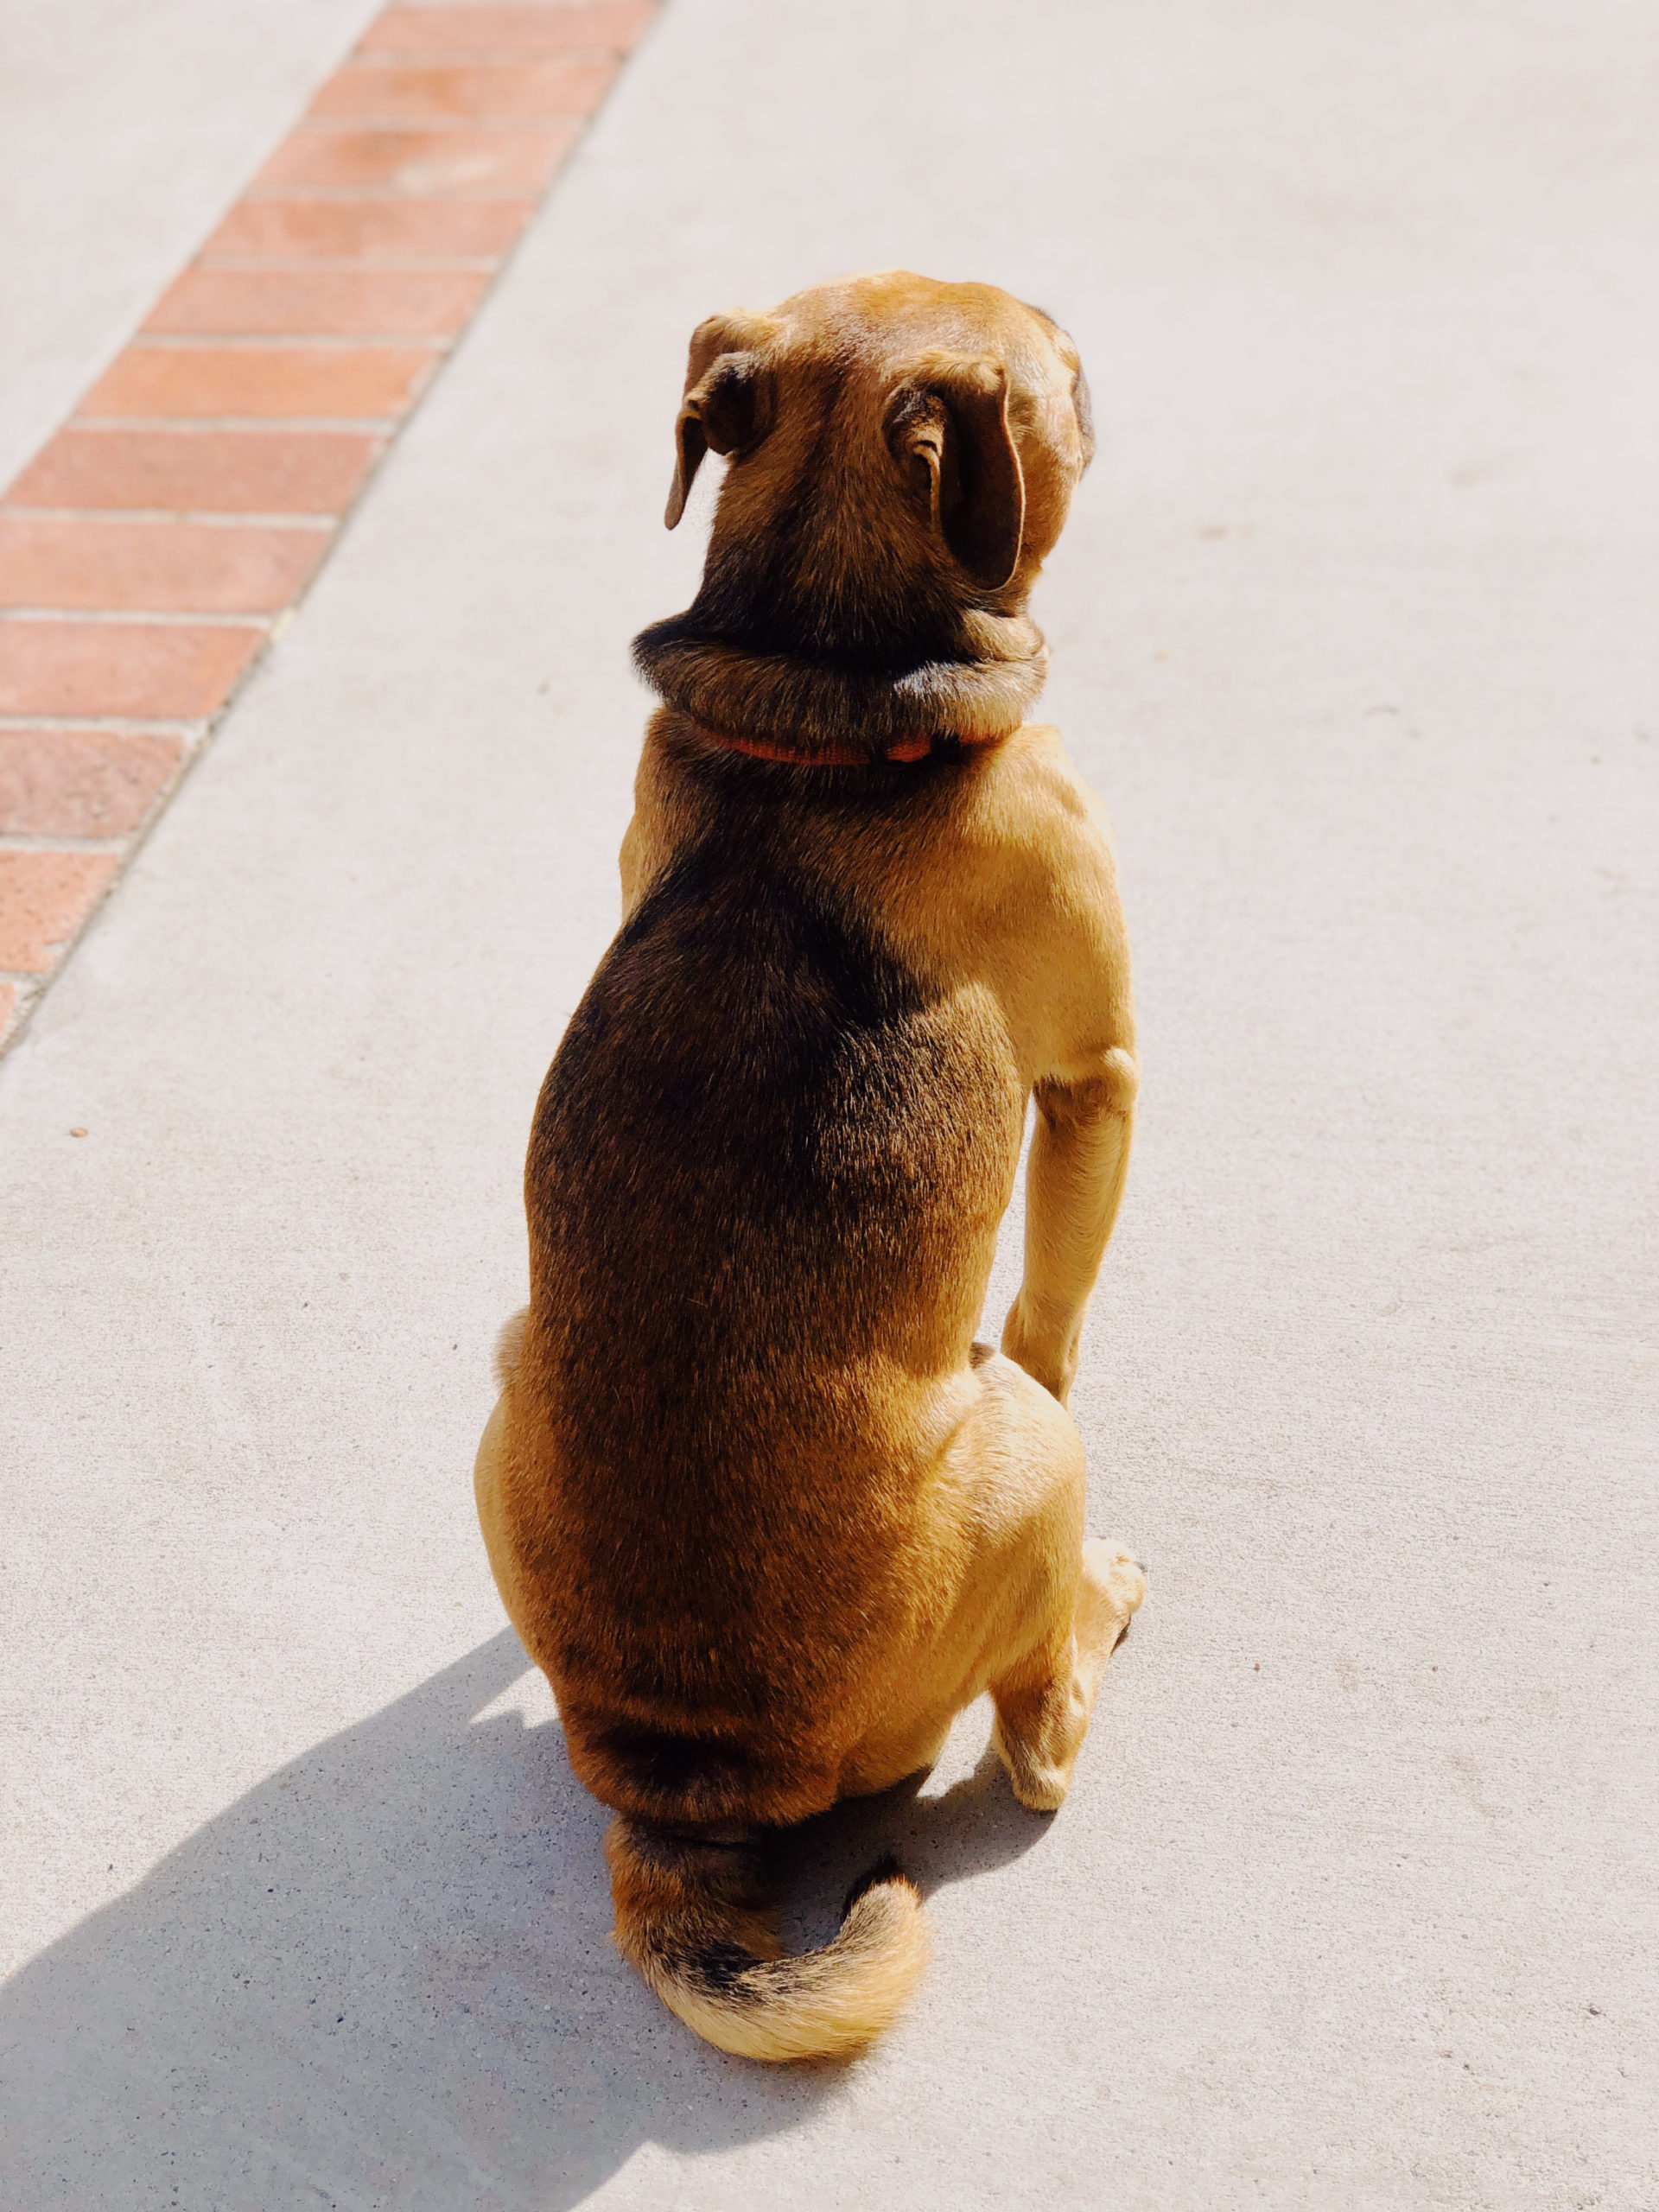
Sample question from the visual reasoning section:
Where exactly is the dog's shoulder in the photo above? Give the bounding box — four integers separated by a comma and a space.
857, 724, 1133, 1083
957, 722, 1116, 868
846, 723, 1113, 918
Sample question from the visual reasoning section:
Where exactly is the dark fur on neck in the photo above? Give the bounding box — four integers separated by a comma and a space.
632, 613, 1048, 760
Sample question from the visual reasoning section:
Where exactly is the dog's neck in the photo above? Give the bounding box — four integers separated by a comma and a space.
631, 604, 1048, 763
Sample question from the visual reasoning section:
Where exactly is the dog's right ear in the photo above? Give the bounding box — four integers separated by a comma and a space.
664, 312, 777, 529
884, 351, 1027, 590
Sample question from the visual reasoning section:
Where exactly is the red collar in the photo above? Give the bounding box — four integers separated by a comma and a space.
686, 715, 988, 767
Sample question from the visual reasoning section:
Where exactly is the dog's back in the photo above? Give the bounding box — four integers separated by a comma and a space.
515, 760, 1025, 1828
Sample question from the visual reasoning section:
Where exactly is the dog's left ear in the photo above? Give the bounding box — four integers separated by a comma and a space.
885, 352, 1027, 590
664, 311, 777, 529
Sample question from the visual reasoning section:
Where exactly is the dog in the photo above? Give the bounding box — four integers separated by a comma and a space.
474, 270, 1145, 2063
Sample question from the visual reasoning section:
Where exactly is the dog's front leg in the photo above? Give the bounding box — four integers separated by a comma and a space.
1001, 1048, 1138, 1405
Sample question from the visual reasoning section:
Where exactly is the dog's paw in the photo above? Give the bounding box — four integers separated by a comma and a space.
990, 1711, 1071, 1814
1081, 1541, 1147, 1642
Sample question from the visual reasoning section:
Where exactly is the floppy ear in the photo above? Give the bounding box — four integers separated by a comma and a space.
885, 352, 1026, 588
664, 312, 775, 529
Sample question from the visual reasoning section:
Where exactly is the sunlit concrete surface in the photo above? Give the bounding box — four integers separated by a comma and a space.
2, 2, 1656, 2205
0, 0, 381, 488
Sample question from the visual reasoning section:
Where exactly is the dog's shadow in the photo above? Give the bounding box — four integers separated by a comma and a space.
0, 1630, 1051, 2210
775, 1737, 1049, 1956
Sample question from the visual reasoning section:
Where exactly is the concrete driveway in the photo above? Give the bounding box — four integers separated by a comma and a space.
2, 2, 1655, 2205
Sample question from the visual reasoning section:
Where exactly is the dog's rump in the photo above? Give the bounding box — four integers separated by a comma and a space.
570, 1714, 798, 1824
551, 1624, 887, 1831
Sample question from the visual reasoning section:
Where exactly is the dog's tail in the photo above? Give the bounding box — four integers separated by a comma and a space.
604, 1814, 930, 2063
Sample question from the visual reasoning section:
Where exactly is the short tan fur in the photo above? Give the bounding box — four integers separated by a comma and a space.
475, 271, 1145, 2063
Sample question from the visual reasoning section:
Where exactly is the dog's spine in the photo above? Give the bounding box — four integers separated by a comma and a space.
604, 1815, 929, 2063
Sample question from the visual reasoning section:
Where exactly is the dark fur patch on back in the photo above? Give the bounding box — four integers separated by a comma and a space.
530, 838, 1009, 1467
527, 810, 1023, 1822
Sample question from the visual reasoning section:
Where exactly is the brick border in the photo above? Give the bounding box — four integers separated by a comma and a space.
0, 0, 657, 1052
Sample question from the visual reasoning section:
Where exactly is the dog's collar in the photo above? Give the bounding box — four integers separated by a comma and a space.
685, 715, 989, 768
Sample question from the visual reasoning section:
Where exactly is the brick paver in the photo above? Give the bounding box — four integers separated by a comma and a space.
0, 519, 332, 613
0, 728, 182, 837
0, 621, 265, 721
84, 345, 440, 422
204, 196, 535, 259
307, 59, 618, 119
144, 269, 492, 338
358, 4, 654, 51
9, 429, 385, 515
0, 851, 121, 973
0, 0, 658, 1052
255, 124, 576, 194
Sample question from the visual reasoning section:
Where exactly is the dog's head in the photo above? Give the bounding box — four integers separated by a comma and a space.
659, 271, 1094, 666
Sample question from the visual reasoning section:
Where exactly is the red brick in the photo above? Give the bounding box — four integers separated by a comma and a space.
0, 620, 261, 719
82, 346, 435, 421
0, 518, 330, 614
257, 124, 574, 194
256, 123, 575, 194
203, 196, 533, 259
0, 979, 16, 1037
0, 850, 120, 972
6, 429, 382, 515
0, 728, 182, 836
308, 59, 614, 120
144, 267, 489, 337
358, 5, 654, 54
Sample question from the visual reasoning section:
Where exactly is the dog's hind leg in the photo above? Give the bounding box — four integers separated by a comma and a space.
837, 1351, 1143, 1814
946, 1351, 1144, 1812
989, 1539, 1146, 1812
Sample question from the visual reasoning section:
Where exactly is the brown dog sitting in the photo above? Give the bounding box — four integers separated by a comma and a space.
474, 270, 1145, 2063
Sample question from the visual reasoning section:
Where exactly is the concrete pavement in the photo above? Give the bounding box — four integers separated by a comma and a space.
2, 2, 1656, 2205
